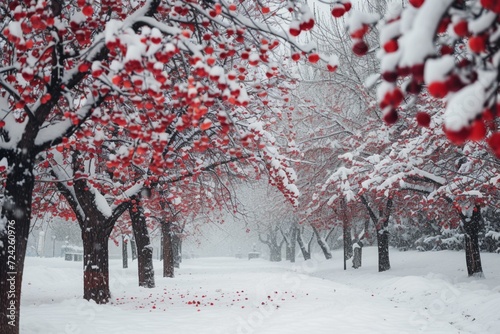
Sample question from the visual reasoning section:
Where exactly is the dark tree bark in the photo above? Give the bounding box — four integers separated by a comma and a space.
290, 225, 297, 263
129, 196, 155, 288
162, 222, 174, 278
296, 228, 311, 260
312, 226, 332, 260
462, 206, 484, 277
0, 153, 36, 334
377, 228, 391, 272
131, 238, 137, 261
341, 199, 353, 261
82, 229, 110, 303
361, 195, 392, 272
122, 236, 128, 269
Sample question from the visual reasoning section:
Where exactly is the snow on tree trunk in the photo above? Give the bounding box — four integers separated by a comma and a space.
352, 241, 363, 269
129, 199, 155, 288
463, 207, 484, 277
82, 230, 110, 303
172, 234, 181, 268
0, 156, 35, 334
162, 222, 174, 278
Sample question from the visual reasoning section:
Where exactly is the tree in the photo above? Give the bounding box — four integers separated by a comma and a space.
0, 0, 326, 331
332, 0, 500, 151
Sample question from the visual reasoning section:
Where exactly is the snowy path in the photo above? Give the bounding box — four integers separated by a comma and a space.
21, 248, 500, 333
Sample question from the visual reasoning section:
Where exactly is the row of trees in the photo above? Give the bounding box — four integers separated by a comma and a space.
0, 0, 323, 332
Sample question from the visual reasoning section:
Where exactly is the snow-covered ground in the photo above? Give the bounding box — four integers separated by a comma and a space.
21, 247, 500, 333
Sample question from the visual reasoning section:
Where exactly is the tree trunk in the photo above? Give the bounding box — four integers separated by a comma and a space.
269, 244, 282, 262
463, 207, 483, 277
343, 221, 353, 260
296, 230, 311, 260
82, 230, 111, 303
290, 226, 297, 263
313, 227, 332, 260
122, 236, 128, 269
129, 201, 155, 288
377, 228, 391, 272
170, 232, 181, 268
131, 238, 137, 261
162, 222, 174, 278
0, 156, 35, 334
352, 241, 363, 269
285, 244, 292, 261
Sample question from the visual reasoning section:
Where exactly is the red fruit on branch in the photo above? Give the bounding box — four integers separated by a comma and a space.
443, 126, 471, 145
453, 21, 469, 37
291, 53, 300, 61
308, 53, 320, 63
468, 35, 486, 53
383, 109, 398, 125
331, 5, 346, 18
352, 40, 368, 56
383, 39, 398, 53
409, 0, 425, 8
487, 132, 500, 157
416, 112, 431, 127
428, 81, 448, 98
469, 120, 487, 141
289, 27, 301, 37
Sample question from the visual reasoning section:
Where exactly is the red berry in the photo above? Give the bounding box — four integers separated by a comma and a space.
453, 21, 469, 37
445, 75, 464, 93
469, 120, 486, 141
383, 39, 398, 53
440, 45, 454, 55
411, 63, 425, 82
409, 0, 425, 8
331, 5, 346, 18
406, 80, 422, 95
437, 17, 451, 34
444, 126, 471, 145
416, 112, 431, 127
390, 88, 404, 107
352, 40, 368, 56
350, 25, 369, 39
382, 71, 398, 83
308, 53, 320, 63
487, 132, 500, 157
428, 81, 448, 98
383, 109, 398, 125
289, 27, 301, 37
469, 35, 486, 53
291, 53, 300, 61
327, 64, 337, 72
480, 0, 500, 12
343, 2, 352, 11
82, 5, 93, 16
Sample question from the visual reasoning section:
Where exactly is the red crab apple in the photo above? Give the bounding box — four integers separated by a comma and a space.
416, 112, 431, 127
